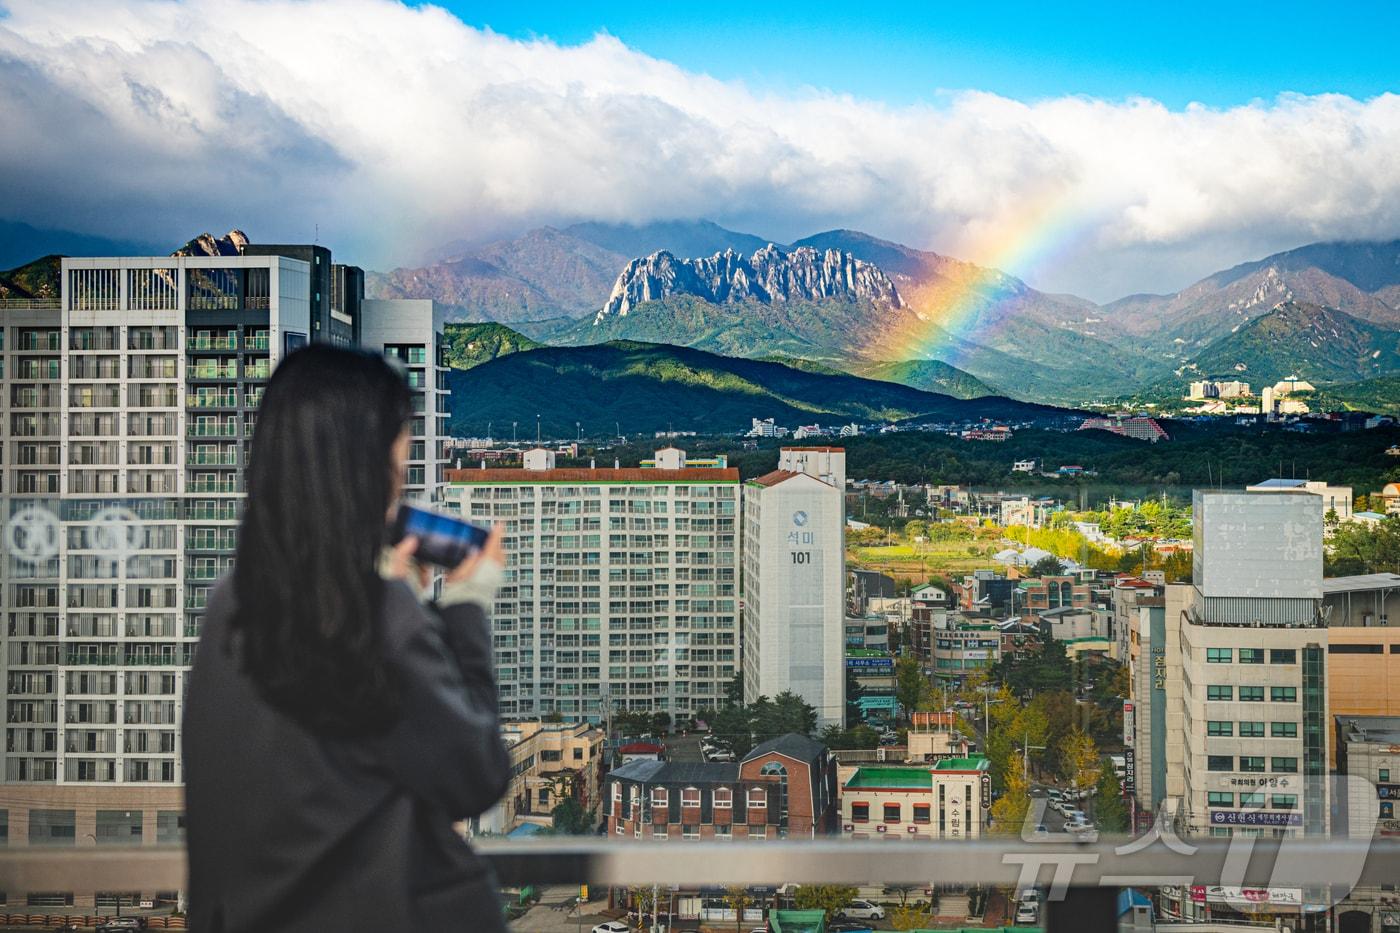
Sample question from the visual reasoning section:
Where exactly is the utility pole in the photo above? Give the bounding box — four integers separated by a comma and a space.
1021, 729, 1046, 784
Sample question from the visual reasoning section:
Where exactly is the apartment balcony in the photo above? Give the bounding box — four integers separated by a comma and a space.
188, 423, 239, 437
185, 506, 239, 521
186, 479, 241, 494
187, 336, 239, 351
187, 451, 239, 466
187, 363, 239, 380
186, 393, 239, 409
64, 652, 120, 666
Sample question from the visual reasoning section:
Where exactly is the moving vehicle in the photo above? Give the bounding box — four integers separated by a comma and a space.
1015, 901, 1040, 924
97, 922, 145, 933
828, 923, 875, 933
836, 899, 886, 921
1029, 823, 1049, 839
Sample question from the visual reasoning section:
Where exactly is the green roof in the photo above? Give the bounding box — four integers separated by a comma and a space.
844, 767, 932, 789
933, 755, 990, 772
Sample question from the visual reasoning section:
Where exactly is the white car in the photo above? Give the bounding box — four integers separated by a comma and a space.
592, 923, 630, 933
1019, 888, 1042, 905
707, 749, 736, 762
837, 899, 886, 921
1015, 902, 1040, 924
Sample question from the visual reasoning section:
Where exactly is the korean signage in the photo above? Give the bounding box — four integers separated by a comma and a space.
1217, 774, 1295, 790
846, 657, 894, 671
1123, 700, 1135, 746
1209, 810, 1302, 827
1152, 647, 1166, 690
1189, 886, 1302, 906
1123, 748, 1136, 796
980, 772, 991, 809
1377, 784, 1400, 799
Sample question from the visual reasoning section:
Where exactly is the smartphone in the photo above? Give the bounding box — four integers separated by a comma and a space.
390, 504, 490, 568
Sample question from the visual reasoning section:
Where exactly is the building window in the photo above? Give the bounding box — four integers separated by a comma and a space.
747, 789, 767, 809
1207, 721, 1233, 737
653, 829, 668, 840
1270, 687, 1297, 703
682, 824, 700, 840
651, 788, 668, 807
95, 811, 142, 846
1238, 648, 1264, 665
1207, 648, 1232, 663
1382, 769, 1391, 783
1239, 686, 1265, 702
883, 803, 901, 823
714, 788, 732, 809
681, 787, 701, 808
1271, 757, 1298, 773
1208, 792, 1234, 807
715, 824, 731, 839
1207, 685, 1234, 701
1239, 721, 1265, 738
1240, 792, 1265, 808
1271, 795, 1298, 810
1240, 757, 1266, 773
28, 810, 76, 847
851, 802, 869, 823
1270, 649, 1297, 664
1207, 756, 1233, 772
913, 804, 931, 824
1271, 722, 1298, 738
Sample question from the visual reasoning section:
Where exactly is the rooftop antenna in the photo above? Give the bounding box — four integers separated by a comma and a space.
314, 222, 319, 245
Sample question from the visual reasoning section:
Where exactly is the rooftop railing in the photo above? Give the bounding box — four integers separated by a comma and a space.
1, 838, 1397, 931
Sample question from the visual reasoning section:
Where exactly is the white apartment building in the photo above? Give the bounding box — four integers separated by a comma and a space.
741, 447, 846, 727
442, 447, 740, 721
360, 299, 449, 502
0, 250, 440, 908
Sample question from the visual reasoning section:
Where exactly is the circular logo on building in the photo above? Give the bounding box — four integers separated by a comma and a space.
793, 510, 808, 527
5, 505, 59, 565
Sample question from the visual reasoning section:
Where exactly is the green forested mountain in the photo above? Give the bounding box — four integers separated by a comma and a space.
853, 359, 996, 399
444, 340, 1068, 437
441, 322, 541, 369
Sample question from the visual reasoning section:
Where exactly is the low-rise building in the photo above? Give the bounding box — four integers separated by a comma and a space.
1019, 575, 1094, 613
474, 720, 606, 835
906, 712, 972, 762
603, 734, 838, 840
1246, 478, 1353, 522
931, 618, 1002, 683
838, 757, 990, 840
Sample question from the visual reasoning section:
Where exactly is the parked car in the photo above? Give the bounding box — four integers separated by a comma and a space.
1020, 888, 1042, 905
97, 921, 145, 933
836, 899, 886, 921
1062, 808, 1086, 823
1015, 902, 1040, 924
708, 749, 737, 762
591, 922, 630, 933
1046, 789, 1064, 802
828, 923, 875, 933
1029, 823, 1049, 839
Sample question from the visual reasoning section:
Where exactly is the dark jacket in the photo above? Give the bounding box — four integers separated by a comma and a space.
184, 577, 511, 932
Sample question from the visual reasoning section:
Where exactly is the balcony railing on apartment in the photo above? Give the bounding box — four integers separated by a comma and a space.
1, 838, 1397, 932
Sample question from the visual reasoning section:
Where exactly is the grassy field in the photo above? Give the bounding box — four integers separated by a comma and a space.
847, 532, 1002, 585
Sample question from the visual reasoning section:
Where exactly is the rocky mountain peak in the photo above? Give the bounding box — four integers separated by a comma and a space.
175, 229, 248, 257
597, 244, 904, 322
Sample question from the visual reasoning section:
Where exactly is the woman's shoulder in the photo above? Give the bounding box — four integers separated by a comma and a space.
379, 579, 439, 651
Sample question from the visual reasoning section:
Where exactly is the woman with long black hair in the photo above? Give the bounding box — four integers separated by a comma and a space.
184, 344, 510, 932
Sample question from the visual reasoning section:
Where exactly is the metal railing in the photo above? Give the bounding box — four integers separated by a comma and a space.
1, 838, 1397, 931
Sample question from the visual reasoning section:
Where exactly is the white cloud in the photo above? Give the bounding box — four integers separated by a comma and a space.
2, 0, 1399, 299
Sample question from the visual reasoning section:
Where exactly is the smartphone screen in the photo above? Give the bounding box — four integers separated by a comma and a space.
391, 504, 490, 568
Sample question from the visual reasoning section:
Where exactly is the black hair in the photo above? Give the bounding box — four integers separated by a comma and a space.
230, 344, 413, 736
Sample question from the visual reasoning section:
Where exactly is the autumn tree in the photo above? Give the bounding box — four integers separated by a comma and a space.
793, 884, 858, 919
895, 655, 930, 723
1093, 762, 1128, 833
989, 752, 1031, 836
723, 885, 754, 932
891, 903, 937, 930
1059, 727, 1101, 792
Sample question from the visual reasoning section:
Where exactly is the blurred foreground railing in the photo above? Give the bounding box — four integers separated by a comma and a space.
4, 838, 1400, 931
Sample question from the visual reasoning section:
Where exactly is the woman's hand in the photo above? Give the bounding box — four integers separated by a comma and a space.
387, 535, 432, 591
446, 525, 505, 584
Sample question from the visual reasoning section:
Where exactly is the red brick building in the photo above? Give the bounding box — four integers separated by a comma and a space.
603, 734, 837, 840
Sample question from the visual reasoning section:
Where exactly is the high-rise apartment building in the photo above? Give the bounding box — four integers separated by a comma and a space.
742, 447, 846, 727
360, 299, 449, 502
0, 249, 440, 909
442, 447, 740, 721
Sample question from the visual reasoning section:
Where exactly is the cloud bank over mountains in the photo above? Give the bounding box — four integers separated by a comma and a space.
2, 0, 1399, 299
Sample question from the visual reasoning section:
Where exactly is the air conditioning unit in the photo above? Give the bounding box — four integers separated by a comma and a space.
877, 825, 888, 833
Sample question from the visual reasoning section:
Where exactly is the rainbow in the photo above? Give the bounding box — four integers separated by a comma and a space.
875, 188, 1097, 365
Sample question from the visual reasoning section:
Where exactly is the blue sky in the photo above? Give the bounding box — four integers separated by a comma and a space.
431, 0, 1400, 108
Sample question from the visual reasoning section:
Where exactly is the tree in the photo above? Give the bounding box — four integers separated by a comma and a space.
768, 691, 818, 738
793, 884, 858, 918
1327, 517, 1400, 576
903, 519, 928, 542
989, 754, 1030, 836
650, 712, 671, 735
1060, 728, 1101, 792
1029, 554, 1065, 577
712, 704, 754, 757
894, 656, 929, 724
845, 670, 867, 727
629, 886, 656, 932
723, 885, 754, 932
550, 798, 593, 835
891, 904, 936, 930
1093, 762, 1128, 833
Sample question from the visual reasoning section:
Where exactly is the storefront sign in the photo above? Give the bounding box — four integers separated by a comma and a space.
1209, 810, 1302, 827
1123, 748, 1137, 796
1189, 886, 1302, 906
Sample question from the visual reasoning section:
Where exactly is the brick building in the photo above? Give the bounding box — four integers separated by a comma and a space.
603, 734, 837, 840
